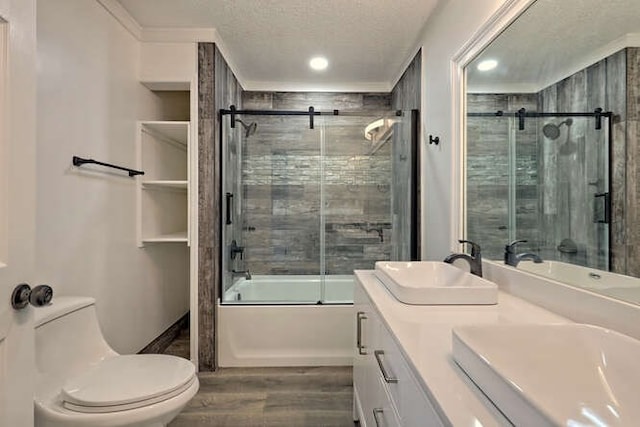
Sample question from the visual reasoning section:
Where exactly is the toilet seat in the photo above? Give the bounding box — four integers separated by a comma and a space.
61, 354, 196, 414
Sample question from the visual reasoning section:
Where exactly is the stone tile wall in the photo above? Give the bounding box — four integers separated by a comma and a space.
237, 92, 393, 275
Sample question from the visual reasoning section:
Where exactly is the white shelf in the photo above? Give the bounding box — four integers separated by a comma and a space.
141, 231, 188, 243
142, 180, 188, 190
141, 121, 189, 146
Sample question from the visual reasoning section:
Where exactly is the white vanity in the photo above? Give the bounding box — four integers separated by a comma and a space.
352, 262, 640, 426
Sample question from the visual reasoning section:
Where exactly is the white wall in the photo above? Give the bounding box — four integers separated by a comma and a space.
417, 0, 508, 260
36, 0, 189, 353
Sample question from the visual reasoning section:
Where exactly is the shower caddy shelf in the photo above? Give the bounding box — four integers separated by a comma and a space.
136, 120, 190, 246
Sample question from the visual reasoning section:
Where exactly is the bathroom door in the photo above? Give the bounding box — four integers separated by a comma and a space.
0, 5, 37, 427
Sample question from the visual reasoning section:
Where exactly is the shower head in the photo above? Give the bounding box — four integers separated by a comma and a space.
542, 118, 573, 140
236, 119, 258, 138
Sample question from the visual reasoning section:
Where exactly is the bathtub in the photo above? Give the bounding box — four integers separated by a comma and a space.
218, 275, 354, 367
516, 260, 640, 304
223, 274, 354, 304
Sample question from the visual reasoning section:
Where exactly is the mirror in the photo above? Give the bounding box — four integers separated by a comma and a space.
465, 0, 640, 305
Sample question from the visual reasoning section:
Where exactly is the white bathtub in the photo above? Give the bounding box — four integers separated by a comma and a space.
516, 260, 640, 304
223, 274, 353, 304
218, 275, 354, 367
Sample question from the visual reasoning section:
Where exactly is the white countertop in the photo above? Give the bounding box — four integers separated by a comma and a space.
355, 270, 570, 427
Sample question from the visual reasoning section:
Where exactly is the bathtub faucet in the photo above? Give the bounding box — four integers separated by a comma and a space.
443, 239, 483, 277
232, 269, 252, 280
504, 239, 543, 267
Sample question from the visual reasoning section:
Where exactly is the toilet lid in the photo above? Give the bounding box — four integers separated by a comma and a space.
61, 354, 195, 412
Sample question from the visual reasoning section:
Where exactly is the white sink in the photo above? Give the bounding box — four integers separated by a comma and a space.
374, 261, 497, 305
452, 323, 640, 426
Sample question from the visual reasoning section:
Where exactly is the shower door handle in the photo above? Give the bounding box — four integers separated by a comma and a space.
356, 311, 367, 355
225, 192, 233, 225
593, 192, 610, 224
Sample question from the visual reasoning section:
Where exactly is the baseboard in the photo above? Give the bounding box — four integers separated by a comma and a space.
138, 312, 189, 354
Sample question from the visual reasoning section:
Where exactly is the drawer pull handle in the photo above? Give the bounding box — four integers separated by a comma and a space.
373, 408, 385, 427
356, 311, 368, 355
374, 350, 398, 383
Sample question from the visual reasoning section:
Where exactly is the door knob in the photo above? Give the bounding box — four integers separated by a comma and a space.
11, 283, 32, 310
11, 283, 54, 310
30, 285, 53, 307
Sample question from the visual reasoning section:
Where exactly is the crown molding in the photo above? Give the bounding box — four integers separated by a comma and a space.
96, 0, 142, 40
242, 80, 392, 93
140, 28, 216, 43
390, 47, 422, 91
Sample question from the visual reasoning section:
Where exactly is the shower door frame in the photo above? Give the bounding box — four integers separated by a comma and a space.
219, 106, 421, 305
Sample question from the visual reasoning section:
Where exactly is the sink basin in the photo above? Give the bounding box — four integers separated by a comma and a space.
374, 261, 497, 305
452, 323, 640, 426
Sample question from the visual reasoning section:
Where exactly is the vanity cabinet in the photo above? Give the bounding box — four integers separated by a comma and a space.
354, 280, 444, 427
136, 121, 190, 246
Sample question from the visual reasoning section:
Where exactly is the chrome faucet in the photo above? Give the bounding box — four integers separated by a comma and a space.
232, 269, 252, 280
504, 239, 543, 267
443, 239, 483, 277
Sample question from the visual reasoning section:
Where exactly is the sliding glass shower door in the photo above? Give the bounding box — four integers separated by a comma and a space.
221, 110, 416, 304
223, 114, 323, 304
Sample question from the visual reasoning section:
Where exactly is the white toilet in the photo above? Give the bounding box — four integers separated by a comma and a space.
34, 297, 199, 427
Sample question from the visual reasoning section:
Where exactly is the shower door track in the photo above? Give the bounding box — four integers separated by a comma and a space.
221, 106, 403, 130
468, 109, 612, 131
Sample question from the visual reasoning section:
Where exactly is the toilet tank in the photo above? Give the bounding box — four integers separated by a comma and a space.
35, 297, 116, 378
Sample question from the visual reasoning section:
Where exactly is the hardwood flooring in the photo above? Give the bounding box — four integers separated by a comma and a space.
160, 323, 356, 426
169, 366, 356, 427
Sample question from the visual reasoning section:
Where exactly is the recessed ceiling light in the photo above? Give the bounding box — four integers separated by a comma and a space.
309, 56, 329, 71
477, 59, 498, 72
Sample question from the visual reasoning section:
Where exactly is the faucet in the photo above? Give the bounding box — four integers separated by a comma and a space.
504, 239, 543, 267
230, 240, 244, 260
443, 239, 483, 277
232, 269, 252, 280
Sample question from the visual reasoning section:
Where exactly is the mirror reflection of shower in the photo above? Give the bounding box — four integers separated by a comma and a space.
236, 118, 257, 138
543, 118, 575, 155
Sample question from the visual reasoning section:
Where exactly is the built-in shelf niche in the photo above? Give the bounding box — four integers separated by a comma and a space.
137, 120, 190, 247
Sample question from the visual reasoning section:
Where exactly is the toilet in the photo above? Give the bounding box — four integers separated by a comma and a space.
34, 297, 199, 427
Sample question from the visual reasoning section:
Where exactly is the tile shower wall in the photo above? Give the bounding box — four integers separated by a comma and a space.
466, 93, 539, 259
240, 92, 392, 275
391, 50, 421, 260
622, 47, 640, 277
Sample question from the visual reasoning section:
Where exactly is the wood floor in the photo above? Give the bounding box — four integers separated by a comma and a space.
161, 323, 356, 426
169, 366, 356, 427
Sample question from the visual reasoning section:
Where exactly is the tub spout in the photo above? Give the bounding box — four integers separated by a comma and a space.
232, 269, 251, 280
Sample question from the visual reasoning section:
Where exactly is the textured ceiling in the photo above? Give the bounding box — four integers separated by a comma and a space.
468, 0, 640, 93
116, 0, 439, 90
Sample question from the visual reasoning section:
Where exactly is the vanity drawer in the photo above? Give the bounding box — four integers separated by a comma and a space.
372, 376, 402, 427
376, 323, 444, 427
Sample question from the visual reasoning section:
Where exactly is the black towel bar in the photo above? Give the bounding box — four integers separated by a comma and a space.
72, 156, 144, 177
